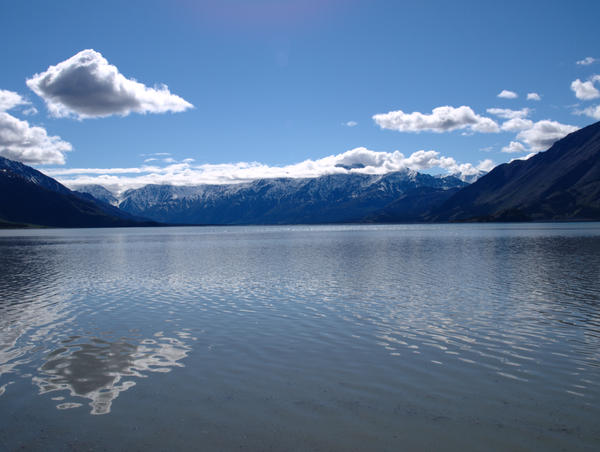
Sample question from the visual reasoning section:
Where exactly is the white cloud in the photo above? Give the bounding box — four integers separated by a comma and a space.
496, 115, 578, 156
497, 90, 518, 99
516, 120, 579, 152
575, 104, 600, 120
486, 107, 530, 119
373, 105, 499, 133
344, 121, 357, 127
476, 159, 495, 172
44, 147, 494, 193
501, 118, 534, 132
0, 90, 29, 112
486, 108, 532, 132
26, 49, 193, 119
0, 112, 72, 164
576, 57, 597, 66
570, 76, 600, 100
501, 141, 527, 153
526, 92, 541, 101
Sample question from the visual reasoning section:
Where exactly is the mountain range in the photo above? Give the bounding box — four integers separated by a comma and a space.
1, 120, 599, 227
114, 171, 467, 224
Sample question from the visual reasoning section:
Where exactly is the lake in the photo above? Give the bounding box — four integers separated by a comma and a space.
0, 224, 599, 451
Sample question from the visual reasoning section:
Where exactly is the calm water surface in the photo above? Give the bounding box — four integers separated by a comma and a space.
0, 224, 599, 451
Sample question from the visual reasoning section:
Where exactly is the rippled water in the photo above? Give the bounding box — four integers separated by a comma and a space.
0, 224, 599, 451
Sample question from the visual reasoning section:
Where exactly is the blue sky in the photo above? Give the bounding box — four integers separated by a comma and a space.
1, 0, 599, 191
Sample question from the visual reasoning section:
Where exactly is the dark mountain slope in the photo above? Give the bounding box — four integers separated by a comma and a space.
0, 157, 157, 228
0, 156, 71, 195
363, 186, 463, 223
73, 190, 153, 223
432, 121, 600, 221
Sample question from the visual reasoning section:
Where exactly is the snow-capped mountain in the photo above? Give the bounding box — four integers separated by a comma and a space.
102, 170, 467, 224
74, 184, 119, 206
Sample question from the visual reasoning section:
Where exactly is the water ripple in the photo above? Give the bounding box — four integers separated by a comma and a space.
0, 225, 599, 450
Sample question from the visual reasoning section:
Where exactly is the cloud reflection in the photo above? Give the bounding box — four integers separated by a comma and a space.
33, 333, 191, 415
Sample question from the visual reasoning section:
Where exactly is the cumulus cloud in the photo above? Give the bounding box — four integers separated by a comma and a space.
0, 112, 72, 164
500, 118, 534, 132
344, 120, 358, 127
501, 141, 527, 153
570, 76, 600, 100
526, 92, 541, 101
497, 90, 518, 99
495, 113, 577, 155
485, 108, 533, 132
373, 105, 499, 133
26, 49, 193, 119
576, 57, 597, 66
575, 104, 600, 120
0, 90, 29, 112
485, 107, 578, 155
44, 147, 495, 193
516, 120, 579, 152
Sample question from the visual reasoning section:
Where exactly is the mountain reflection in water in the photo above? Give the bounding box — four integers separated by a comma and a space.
0, 231, 195, 415
34, 333, 191, 415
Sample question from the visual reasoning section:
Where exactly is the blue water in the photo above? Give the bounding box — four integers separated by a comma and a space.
0, 224, 599, 451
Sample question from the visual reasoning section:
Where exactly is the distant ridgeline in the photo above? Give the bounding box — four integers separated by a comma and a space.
114, 172, 467, 225
2, 120, 600, 227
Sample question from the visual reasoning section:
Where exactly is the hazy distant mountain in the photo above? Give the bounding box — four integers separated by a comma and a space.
74, 184, 119, 206
432, 121, 600, 221
114, 171, 467, 224
0, 156, 156, 228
